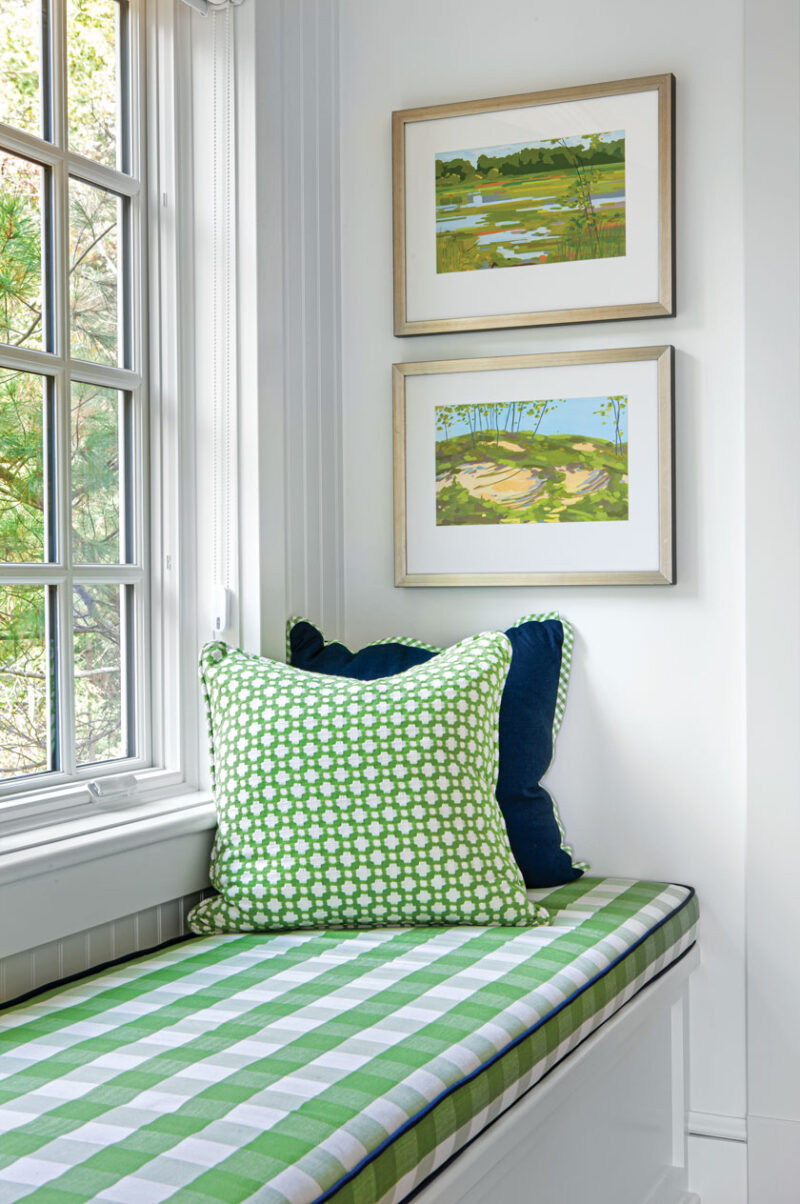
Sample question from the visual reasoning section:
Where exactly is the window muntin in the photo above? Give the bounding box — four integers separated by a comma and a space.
0, 0, 147, 796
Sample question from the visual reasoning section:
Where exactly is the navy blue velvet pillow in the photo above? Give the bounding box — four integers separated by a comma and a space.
288, 615, 584, 888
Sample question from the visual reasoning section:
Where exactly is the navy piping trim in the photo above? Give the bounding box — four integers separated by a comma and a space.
0, 931, 199, 1013
402, 939, 698, 1204
311, 884, 697, 1204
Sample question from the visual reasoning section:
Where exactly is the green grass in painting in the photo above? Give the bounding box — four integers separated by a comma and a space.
435, 427, 629, 526
435, 135, 626, 274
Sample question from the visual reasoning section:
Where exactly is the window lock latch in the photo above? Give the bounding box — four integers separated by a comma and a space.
87, 774, 138, 802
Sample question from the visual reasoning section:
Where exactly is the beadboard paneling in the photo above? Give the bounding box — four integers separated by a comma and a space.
0, 892, 206, 1005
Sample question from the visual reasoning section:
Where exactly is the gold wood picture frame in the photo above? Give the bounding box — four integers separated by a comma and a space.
393, 346, 674, 587
393, 75, 675, 336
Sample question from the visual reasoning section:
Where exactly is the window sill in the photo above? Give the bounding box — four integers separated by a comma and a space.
0, 787, 217, 885
0, 789, 217, 960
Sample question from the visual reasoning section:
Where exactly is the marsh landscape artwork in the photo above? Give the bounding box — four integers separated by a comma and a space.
435, 131, 626, 273
435, 396, 629, 526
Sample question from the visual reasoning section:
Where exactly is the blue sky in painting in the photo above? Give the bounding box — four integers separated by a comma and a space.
436, 130, 624, 168
435, 395, 628, 443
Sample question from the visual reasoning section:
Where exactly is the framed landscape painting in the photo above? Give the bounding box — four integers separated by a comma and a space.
393, 346, 674, 586
392, 75, 674, 335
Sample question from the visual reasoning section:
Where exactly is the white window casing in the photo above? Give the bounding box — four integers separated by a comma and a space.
0, 0, 210, 863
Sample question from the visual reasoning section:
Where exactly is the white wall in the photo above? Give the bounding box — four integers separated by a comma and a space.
337, 0, 747, 1174
743, 0, 800, 1196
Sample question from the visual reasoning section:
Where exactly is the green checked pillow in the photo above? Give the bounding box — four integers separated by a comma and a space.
288, 613, 585, 888
188, 633, 548, 933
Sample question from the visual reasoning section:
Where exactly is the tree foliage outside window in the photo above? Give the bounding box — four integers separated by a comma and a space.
0, 0, 138, 785
0, 152, 44, 350
0, 0, 42, 138
66, 0, 120, 168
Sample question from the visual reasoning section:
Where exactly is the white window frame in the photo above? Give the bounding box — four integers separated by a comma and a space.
0, 0, 201, 840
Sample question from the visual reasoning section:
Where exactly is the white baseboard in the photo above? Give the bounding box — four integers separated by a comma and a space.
643, 1168, 700, 1204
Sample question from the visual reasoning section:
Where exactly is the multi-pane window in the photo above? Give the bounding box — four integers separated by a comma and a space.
0, 0, 146, 792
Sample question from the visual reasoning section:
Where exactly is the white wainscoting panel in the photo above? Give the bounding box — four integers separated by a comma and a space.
748, 1116, 800, 1204
0, 892, 206, 1006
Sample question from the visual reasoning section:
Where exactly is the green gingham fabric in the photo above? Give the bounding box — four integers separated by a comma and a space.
189, 634, 547, 933
0, 877, 697, 1204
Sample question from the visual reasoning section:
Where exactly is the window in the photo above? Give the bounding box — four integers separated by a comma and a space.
0, 0, 149, 797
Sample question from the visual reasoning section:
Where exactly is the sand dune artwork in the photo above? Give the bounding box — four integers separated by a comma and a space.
435, 395, 628, 525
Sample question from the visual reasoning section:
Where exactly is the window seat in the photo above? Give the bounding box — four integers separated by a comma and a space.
0, 877, 698, 1204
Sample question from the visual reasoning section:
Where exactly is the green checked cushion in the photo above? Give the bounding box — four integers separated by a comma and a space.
0, 880, 697, 1204
189, 633, 548, 933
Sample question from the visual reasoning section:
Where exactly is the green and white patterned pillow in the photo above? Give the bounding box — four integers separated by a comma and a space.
188, 633, 549, 933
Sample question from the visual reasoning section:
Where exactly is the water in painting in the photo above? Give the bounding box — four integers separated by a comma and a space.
435, 131, 625, 273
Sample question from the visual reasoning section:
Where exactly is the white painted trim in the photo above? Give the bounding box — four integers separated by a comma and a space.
201, 0, 344, 664
672, 992, 689, 1169
0, 789, 215, 884
414, 947, 698, 1204
206, 1, 239, 619
189, 2, 241, 668
281, 0, 344, 636
147, 0, 201, 787
0, 763, 182, 823
688, 1112, 748, 1143
0, 821, 213, 958
645, 1184, 699, 1204
234, 0, 270, 657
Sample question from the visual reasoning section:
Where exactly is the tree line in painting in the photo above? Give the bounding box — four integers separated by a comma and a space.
435, 397, 629, 526
435, 132, 626, 273
435, 136, 625, 185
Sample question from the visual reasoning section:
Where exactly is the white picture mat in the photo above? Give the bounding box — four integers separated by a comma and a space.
403, 358, 662, 576
404, 90, 660, 323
